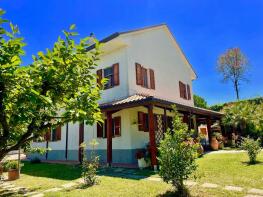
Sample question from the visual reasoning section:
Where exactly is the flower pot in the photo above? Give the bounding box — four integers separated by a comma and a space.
137, 158, 147, 169
8, 169, 19, 181
210, 137, 219, 151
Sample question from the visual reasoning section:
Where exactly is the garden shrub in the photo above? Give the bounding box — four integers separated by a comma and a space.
81, 139, 100, 186
241, 137, 261, 164
158, 106, 198, 194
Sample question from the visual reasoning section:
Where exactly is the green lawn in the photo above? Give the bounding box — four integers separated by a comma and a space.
2, 152, 263, 197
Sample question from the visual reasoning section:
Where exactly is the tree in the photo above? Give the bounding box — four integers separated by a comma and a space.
222, 101, 263, 140
0, 10, 102, 161
217, 47, 249, 100
241, 137, 261, 164
193, 94, 208, 108
158, 106, 198, 195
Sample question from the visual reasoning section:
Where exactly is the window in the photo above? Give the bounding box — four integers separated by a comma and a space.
138, 112, 149, 132
97, 117, 121, 138
142, 67, 148, 88
97, 63, 119, 90
179, 81, 187, 99
104, 67, 114, 89
135, 63, 155, 89
44, 126, 61, 141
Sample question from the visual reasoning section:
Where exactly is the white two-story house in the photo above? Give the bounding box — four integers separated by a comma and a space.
30, 24, 222, 168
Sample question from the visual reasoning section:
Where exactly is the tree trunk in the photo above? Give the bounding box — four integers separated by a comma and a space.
234, 80, 240, 100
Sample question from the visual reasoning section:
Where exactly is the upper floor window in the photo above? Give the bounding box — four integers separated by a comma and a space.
135, 63, 155, 89
179, 81, 191, 100
97, 63, 119, 89
104, 67, 114, 89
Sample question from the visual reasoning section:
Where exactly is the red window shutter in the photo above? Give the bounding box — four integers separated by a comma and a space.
138, 112, 144, 131
183, 83, 187, 99
187, 84, 191, 100
179, 81, 183, 98
56, 126, 61, 141
135, 63, 142, 85
113, 63, 120, 86
45, 129, 51, 141
97, 123, 103, 138
149, 69, 155, 89
96, 69, 103, 86
114, 116, 121, 136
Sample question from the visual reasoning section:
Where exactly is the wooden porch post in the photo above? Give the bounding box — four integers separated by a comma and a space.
78, 121, 84, 163
206, 117, 212, 142
148, 104, 158, 171
106, 112, 113, 166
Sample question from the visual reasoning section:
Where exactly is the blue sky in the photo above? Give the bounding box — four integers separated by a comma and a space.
1, 0, 263, 105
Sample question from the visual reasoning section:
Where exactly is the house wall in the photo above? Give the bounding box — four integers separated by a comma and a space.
30, 106, 174, 164
125, 27, 194, 106
96, 47, 129, 104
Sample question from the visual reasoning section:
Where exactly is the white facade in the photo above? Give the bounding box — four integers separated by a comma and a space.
30, 24, 198, 164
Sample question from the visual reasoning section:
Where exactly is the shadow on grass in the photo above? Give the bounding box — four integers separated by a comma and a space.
157, 188, 192, 197
97, 167, 156, 180
241, 161, 263, 166
20, 161, 81, 180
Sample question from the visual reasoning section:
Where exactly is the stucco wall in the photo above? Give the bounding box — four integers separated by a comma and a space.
125, 27, 194, 106
96, 47, 129, 104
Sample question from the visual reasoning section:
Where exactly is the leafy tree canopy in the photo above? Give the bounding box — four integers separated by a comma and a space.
193, 94, 208, 109
0, 10, 102, 161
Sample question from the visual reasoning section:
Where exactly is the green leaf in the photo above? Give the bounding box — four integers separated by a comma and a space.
70, 24, 76, 30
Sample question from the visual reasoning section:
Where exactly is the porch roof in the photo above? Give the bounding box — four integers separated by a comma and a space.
100, 94, 223, 118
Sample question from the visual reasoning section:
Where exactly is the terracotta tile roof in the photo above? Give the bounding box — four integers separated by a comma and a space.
100, 94, 223, 117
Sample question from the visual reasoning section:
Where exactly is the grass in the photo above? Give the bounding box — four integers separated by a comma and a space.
2, 152, 263, 197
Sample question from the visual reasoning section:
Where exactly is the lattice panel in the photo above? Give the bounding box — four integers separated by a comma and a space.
155, 115, 164, 144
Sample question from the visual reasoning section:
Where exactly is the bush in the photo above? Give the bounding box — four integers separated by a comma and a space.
158, 106, 198, 194
241, 137, 261, 164
6, 160, 19, 170
81, 139, 100, 186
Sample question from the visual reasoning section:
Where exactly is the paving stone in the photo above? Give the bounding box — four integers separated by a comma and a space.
184, 180, 197, 186
24, 191, 38, 196
31, 193, 44, 197
248, 188, 263, 195
62, 182, 77, 188
146, 177, 162, 182
224, 185, 243, 192
2, 184, 16, 189
43, 187, 62, 193
201, 183, 218, 188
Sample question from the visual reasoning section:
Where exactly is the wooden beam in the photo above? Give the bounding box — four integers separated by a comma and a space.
148, 104, 157, 170
106, 112, 113, 166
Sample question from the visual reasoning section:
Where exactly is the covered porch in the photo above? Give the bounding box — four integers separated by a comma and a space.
100, 94, 223, 169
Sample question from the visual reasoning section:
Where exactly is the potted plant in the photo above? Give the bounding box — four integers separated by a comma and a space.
210, 133, 219, 151
136, 150, 147, 169
7, 160, 20, 181
216, 133, 224, 149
